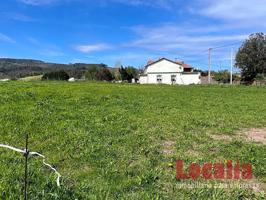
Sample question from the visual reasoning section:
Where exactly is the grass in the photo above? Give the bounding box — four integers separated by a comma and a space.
18, 75, 43, 81
0, 82, 266, 199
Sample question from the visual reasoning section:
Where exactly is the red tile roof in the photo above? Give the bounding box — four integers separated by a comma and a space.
175, 60, 192, 68
182, 63, 192, 69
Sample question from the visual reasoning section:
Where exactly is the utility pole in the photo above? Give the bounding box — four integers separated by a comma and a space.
230, 48, 233, 85
208, 48, 212, 84
24, 134, 29, 200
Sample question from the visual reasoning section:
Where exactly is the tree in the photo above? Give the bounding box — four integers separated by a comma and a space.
85, 65, 100, 80
126, 66, 139, 82
119, 66, 128, 81
112, 68, 122, 81
235, 33, 266, 81
42, 70, 70, 81
85, 65, 114, 81
119, 66, 139, 82
95, 67, 114, 81
42, 71, 69, 81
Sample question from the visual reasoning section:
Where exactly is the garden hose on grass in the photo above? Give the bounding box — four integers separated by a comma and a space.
0, 144, 61, 187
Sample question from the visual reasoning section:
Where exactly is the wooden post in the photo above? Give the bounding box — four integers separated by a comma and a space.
230, 48, 233, 85
2, 192, 6, 200
24, 134, 29, 200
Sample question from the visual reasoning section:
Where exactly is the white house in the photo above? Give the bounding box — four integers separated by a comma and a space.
139, 58, 201, 85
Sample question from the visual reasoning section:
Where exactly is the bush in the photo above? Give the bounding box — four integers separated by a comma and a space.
85, 66, 114, 81
95, 67, 114, 81
255, 73, 266, 81
214, 70, 230, 83
42, 71, 70, 81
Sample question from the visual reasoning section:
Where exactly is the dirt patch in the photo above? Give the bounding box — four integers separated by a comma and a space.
162, 140, 175, 155
251, 179, 266, 193
186, 149, 201, 157
208, 147, 220, 153
211, 128, 266, 145
211, 134, 232, 142
239, 178, 266, 193
244, 128, 266, 145
214, 179, 266, 193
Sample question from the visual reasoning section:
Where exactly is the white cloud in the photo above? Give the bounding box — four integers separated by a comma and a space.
74, 43, 112, 53
122, 23, 250, 69
39, 49, 64, 56
127, 24, 247, 54
27, 37, 64, 56
110, 0, 178, 9
0, 33, 16, 43
19, 0, 59, 5
2, 12, 35, 22
19, 0, 180, 9
86, 52, 157, 67
70, 58, 88, 63
27, 37, 41, 45
196, 0, 266, 21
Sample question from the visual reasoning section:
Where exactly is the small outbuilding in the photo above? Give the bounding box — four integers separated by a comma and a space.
68, 77, 75, 82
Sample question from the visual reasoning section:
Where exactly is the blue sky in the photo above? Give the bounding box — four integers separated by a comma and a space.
0, 0, 265, 70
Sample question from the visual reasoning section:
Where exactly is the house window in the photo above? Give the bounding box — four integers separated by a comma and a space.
171, 75, 176, 84
157, 75, 162, 83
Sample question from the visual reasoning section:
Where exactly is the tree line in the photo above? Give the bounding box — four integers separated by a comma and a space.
41, 65, 140, 82
84, 65, 139, 82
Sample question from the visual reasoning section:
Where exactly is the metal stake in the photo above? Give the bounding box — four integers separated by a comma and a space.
24, 134, 29, 200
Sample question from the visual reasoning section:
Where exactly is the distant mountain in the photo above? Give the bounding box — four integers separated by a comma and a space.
0, 58, 109, 79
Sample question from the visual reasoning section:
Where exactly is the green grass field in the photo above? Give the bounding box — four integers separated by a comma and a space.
0, 82, 266, 199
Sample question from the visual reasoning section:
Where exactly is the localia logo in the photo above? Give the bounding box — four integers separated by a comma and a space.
176, 160, 252, 180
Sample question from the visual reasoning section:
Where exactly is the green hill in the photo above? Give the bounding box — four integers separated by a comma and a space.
0, 58, 108, 79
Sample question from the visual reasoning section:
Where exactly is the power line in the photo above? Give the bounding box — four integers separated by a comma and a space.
211, 41, 243, 50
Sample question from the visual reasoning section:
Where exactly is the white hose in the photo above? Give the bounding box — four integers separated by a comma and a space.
0, 144, 61, 187
0, 144, 25, 154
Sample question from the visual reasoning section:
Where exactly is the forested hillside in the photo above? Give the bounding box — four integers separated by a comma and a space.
0, 58, 108, 79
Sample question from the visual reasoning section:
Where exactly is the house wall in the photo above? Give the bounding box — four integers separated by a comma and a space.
146, 59, 183, 73
144, 73, 200, 85
180, 73, 201, 85
146, 73, 179, 84
139, 76, 147, 84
